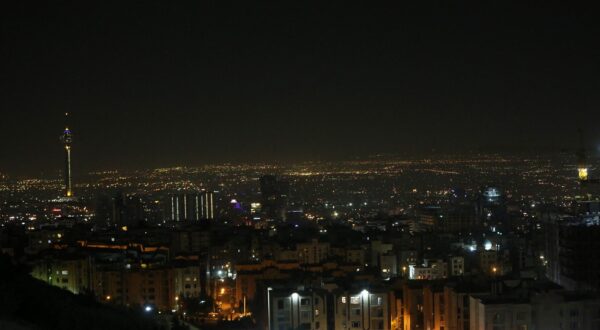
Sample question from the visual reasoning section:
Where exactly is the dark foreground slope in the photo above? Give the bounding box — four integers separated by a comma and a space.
0, 254, 162, 330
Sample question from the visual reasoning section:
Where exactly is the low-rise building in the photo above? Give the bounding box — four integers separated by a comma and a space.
267, 288, 328, 330
334, 288, 393, 330
30, 252, 91, 294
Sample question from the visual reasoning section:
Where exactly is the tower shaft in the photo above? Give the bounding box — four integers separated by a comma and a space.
65, 145, 72, 197
60, 113, 73, 198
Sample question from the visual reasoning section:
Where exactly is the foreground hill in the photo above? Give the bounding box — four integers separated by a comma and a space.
0, 254, 163, 330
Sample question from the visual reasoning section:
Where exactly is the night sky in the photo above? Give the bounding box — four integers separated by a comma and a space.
1, 2, 599, 176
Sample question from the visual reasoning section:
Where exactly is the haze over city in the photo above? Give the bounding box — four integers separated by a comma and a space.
2, 2, 600, 176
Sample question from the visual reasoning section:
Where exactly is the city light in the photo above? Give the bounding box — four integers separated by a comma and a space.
484, 241, 493, 251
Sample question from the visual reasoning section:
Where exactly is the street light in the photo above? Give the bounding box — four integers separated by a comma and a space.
267, 287, 273, 330
291, 292, 301, 328
360, 290, 370, 328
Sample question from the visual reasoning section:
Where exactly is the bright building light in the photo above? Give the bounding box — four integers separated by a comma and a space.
145, 306, 153, 312
484, 241, 493, 251
291, 293, 299, 300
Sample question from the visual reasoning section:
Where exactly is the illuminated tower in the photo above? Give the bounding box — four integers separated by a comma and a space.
576, 129, 588, 182
60, 113, 73, 197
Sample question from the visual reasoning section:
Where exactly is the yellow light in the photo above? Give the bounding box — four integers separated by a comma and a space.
220, 288, 225, 295
579, 167, 588, 181
492, 267, 497, 273
66, 191, 72, 197
121, 226, 128, 232
106, 295, 111, 301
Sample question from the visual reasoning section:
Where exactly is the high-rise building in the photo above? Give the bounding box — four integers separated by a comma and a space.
557, 216, 600, 292
200, 191, 215, 220
167, 191, 214, 222
259, 175, 289, 220
168, 194, 181, 221
114, 193, 145, 227
169, 194, 195, 221
95, 192, 145, 227
59, 113, 73, 197
543, 156, 600, 291
576, 129, 600, 199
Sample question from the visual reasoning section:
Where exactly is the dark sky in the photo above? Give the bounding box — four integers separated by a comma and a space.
1, 2, 599, 176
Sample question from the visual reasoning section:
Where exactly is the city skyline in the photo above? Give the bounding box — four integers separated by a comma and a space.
3, 3, 600, 330
2, 3, 600, 176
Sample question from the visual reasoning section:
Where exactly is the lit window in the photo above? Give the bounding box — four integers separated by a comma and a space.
350, 296, 360, 304
369, 295, 380, 306
341, 296, 347, 304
